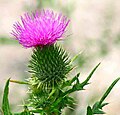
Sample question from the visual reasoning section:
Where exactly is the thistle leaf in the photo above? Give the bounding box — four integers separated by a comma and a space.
98, 77, 120, 106
61, 63, 101, 96
71, 73, 80, 84
81, 63, 101, 87
62, 73, 80, 88
87, 106, 93, 115
100, 103, 109, 109
92, 77, 120, 114
2, 78, 12, 115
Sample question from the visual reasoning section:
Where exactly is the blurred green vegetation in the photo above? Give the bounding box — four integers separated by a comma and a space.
0, 37, 17, 45
24, 0, 74, 16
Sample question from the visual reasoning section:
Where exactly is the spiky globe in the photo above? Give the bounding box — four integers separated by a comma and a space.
28, 44, 72, 91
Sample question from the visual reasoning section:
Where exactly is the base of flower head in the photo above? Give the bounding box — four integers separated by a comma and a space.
28, 44, 72, 93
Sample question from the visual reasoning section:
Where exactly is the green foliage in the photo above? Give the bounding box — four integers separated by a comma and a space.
2, 78, 12, 115
26, 61, 100, 114
0, 37, 17, 44
87, 77, 120, 115
1, 44, 120, 115
87, 106, 92, 115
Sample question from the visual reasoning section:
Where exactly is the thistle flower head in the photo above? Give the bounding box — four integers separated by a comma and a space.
11, 10, 70, 48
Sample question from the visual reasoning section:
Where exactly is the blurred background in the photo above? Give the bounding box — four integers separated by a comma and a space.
0, 0, 120, 115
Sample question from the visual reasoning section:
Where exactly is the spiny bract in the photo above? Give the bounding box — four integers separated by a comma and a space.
28, 44, 72, 91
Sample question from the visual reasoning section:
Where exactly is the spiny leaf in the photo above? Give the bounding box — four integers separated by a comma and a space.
87, 106, 93, 115
2, 78, 12, 115
93, 109, 105, 114
61, 63, 101, 97
100, 103, 109, 109
92, 77, 120, 114
67, 63, 101, 94
98, 77, 120, 106
81, 63, 101, 87
92, 102, 105, 114
58, 63, 101, 98
62, 73, 80, 88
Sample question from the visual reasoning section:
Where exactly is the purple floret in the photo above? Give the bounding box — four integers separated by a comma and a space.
11, 10, 70, 48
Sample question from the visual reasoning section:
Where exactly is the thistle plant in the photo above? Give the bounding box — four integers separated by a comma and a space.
1, 9, 120, 115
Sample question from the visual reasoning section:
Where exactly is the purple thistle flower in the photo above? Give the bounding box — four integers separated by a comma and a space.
11, 10, 70, 48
